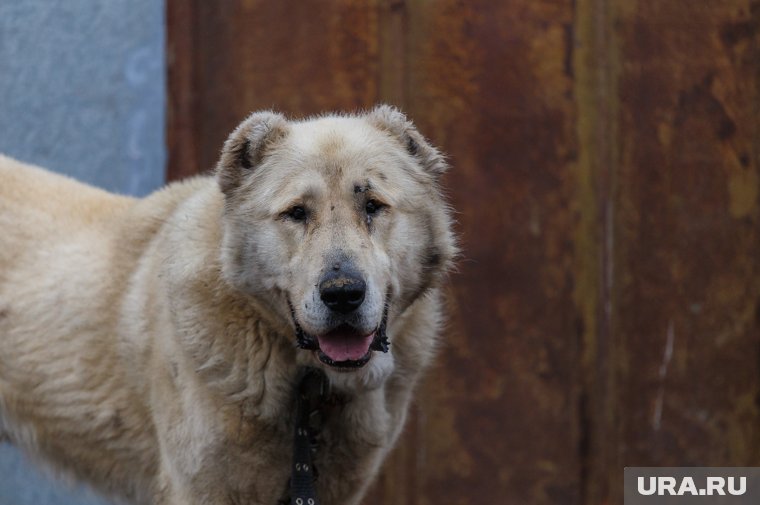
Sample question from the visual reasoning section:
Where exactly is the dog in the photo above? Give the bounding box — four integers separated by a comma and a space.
0, 105, 456, 505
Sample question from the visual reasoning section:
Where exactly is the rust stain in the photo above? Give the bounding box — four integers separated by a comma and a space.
572, 0, 622, 500
190, 0, 381, 172
614, 0, 760, 494
728, 168, 759, 218
407, 0, 583, 503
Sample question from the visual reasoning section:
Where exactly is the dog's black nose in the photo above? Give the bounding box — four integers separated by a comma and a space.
319, 271, 366, 314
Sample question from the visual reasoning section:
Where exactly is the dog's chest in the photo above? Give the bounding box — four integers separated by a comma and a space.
220, 393, 390, 505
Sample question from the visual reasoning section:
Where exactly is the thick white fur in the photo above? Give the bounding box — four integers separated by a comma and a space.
0, 106, 456, 505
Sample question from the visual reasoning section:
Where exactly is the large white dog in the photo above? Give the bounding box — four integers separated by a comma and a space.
0, 105, 456, 505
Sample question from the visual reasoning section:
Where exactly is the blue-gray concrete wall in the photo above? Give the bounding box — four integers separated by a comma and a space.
0, 1, 166, 197
0, 1, 166, 504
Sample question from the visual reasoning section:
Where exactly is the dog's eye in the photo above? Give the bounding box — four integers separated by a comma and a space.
365, 200, 384, 216
285, 205, 307, 222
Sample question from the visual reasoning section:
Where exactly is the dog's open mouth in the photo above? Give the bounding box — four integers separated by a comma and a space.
315, 326, 375, 368
289, 304, 390, 370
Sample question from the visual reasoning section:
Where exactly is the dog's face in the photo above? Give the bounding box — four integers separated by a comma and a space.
217, 106, 455, 388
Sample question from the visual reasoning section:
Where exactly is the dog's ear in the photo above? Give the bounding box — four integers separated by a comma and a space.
216, 111, 289, 194
367, 104, 448, 178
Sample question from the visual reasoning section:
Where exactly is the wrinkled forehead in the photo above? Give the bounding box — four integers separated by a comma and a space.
256, 117, 428, 207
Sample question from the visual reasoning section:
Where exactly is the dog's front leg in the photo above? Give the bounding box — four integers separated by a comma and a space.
149, 369, 291, 505
154, 444, 288, 505
153, 474, 237, 505
152, 425, 241, 505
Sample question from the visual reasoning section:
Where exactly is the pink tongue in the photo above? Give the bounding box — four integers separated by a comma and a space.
317, 330, 374, 362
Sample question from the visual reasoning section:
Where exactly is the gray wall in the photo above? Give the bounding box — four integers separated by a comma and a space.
0, 0, 165, 196
0, 1, 165, 504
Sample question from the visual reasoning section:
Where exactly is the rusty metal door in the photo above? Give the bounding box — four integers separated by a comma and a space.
166, 1, 760, 503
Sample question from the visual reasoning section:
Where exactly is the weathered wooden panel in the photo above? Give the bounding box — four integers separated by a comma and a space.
192, 0, 381, 174
167, 0, 201, 181
397, 1, 583, 504
611, 0, 760, 500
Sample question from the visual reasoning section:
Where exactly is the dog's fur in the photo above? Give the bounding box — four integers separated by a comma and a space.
0, 106, 456, 505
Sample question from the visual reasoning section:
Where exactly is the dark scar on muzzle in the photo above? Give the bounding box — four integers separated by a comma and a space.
353, 182, 371, 194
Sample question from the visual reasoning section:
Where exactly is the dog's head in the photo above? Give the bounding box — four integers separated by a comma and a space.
216, 106, 455, 388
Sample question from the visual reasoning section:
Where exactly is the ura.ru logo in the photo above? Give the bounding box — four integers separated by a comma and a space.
638, 476, 746, 496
